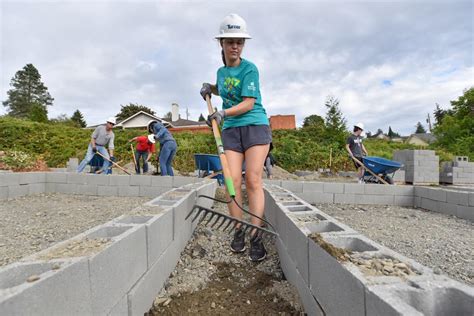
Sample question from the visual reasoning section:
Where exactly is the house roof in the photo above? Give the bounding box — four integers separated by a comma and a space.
409, 133, 437, 144
116, 111, 172, 128
168, 118, 207, 127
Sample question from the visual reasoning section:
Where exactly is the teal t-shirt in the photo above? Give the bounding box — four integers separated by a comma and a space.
216, 58, 269, 129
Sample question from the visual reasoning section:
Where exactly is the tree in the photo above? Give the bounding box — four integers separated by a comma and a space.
433, 104, 449, 127
388, 126, 400, 138
163, 111, 172, 121
324, 95, 347, 144
303, 114, 324, 128
28, 103, 48, 123
71, 109, 87, 128
116, 103, 155, 122
415, 122, 426, 134
198, 113, 205, 122
3, 64, 54, 119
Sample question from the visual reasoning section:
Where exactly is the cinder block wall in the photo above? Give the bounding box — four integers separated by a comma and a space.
0, 172, 198, 200
393, 150, 439, 184
0, 180, 217, 316
264, 184, 474, 316
440, 156, 474, 184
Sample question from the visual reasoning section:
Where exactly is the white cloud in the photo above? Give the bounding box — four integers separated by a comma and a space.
1, 0, 472, 135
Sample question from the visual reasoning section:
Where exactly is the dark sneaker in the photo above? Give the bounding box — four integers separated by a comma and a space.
249, 235, 266, 262
230, 228, 246, 253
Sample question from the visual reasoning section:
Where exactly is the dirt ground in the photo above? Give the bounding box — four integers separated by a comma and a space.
147, 188, 303, 315
314, 203, 474, 286
0, 193, 149, 266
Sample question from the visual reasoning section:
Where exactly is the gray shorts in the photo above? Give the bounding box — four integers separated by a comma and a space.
222, 125, 272, 153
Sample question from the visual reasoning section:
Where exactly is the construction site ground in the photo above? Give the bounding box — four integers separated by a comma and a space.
0, 193, 148, 267
147, 188, 303, 315
315, 202, 474, 286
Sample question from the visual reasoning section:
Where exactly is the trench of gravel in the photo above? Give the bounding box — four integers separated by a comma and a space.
147, 188, 304, 315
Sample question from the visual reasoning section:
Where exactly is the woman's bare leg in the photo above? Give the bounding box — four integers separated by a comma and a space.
224, 150, 245, 221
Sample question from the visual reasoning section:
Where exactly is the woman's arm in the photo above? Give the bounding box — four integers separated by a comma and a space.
223, 97, 255, 117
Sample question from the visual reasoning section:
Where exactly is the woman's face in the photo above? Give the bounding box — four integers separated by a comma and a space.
221, 38, 245, 63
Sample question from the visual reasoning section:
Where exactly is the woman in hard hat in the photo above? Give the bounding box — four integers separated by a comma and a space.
147, 120, 177, 176
128, 134, 156, 174
346, 122, 368, 183
200, 13, 271, 262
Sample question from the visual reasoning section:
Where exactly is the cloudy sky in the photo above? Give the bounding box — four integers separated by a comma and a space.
1, 0, 472, 135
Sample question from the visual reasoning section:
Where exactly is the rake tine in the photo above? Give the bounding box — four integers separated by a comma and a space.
186, 205, 199, 221
228, 221, 237, 234
198, 210, 212, 224
222, 218, 233, 232
205, 212, 216, 225
210, 215, 222, 228
191, 207, 204, 222
216, 216, 228, 230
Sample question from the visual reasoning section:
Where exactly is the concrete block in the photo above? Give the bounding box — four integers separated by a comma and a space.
0, 186, 8, 199
118, 185, 140, 197
108, 175, 131, 186
97, 185, 118, 196
45, 182, 57, 193
469, 193, 474, 206
281, 180, 303, 193
28, 183, 45, 195
107, 294, 128, 316
323, 182, 344, 194
151, 176, 173, 187
0, 259, 93, 315
172, 176, 196, 187
366, 284, 422, 316
446, 191, 469, 206
355, 194, 394, 205
276, 238, 325, 316
302, 182, 324, 193
67, 173, 88, 184
83, 174, 110, 185
19, 172, 45, 184
54, 183, 78, 195
285, 216, 310, 284
334, 193, 356, 204
139, 186, 167, 198
130, 175, 152, 186
296, 192, 334, 204
263, 179, 282, 187
438, 202, 457, 217
127, 240, 182, 316
7, 185, 29, 199
456, 205, 474, 221
67, 158, 79, 172
88, 225, 148, 315
394, 195, 414, 207
76, 184, 98, 196
0, 173, 20, 186
344, 183, 365, 194
46, 172, 68, 183
427, 188, 447, 202
420, 197, 439, 212
309, 237, 368, 316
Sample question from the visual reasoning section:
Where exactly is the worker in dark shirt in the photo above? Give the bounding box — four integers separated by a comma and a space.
346, 123, 368, 183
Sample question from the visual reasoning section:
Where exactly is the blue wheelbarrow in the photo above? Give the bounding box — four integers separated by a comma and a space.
361, 156, 402, 184
194, 154, 224, 185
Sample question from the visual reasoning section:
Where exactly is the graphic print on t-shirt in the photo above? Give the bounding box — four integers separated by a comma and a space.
224, 77, 240, 101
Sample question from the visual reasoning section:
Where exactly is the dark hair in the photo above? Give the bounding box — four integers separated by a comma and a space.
353, 126, 362, 133
221, 49, 226, 66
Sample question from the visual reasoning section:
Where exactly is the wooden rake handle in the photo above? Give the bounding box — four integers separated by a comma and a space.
352, 156, 389, 185
206, 95, 236, 197
96, 151, 131, 175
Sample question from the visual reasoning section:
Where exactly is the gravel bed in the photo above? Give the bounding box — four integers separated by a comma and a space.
0, 193, 150, 266
148, 188, 303, 315
314, 203, 474, 286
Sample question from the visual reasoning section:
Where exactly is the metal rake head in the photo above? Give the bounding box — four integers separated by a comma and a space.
185, 204, 277, 238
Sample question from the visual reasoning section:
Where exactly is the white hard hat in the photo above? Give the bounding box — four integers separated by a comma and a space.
215, 13, 252, 39
354, 122, 364, 130
147, 120, 157, 133
147, 134, 156, 144
106, 117, 116, 125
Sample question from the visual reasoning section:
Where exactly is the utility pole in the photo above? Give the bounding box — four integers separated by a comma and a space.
186, 107, 190, 120
426, 113, 432, 132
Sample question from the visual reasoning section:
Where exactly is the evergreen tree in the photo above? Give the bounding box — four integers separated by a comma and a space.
324, 95, 347, 144
163, 111, 172, 121
388, 126, 400, 138
116, 103, 155, 122
198, 113, 205, 122
303, 114, 325, 128
415, 122, 427, 134
28, 103, 48, 123
3, 64, 54, 119
71, 109, 87, 127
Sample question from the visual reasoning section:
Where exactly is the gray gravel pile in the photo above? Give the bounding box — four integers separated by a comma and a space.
0, 193, 148, 266
314, 203, 474, 285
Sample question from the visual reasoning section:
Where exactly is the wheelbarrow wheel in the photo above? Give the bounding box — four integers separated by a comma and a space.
383, 175, 393, 184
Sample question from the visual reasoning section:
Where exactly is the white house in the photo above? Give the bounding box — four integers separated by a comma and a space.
115, 111, 172, 129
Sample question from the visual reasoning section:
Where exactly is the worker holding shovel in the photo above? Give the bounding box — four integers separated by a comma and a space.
77, 117, 116, 174
200, 13, 272, 262
128, 134, 156, 174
